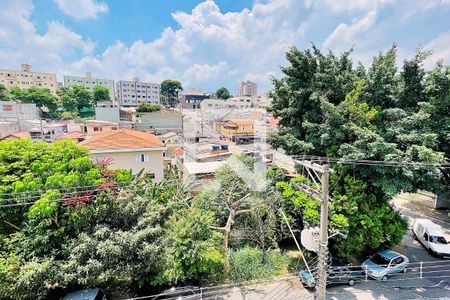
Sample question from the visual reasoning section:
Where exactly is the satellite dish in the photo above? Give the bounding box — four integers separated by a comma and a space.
301, 227, 320, 253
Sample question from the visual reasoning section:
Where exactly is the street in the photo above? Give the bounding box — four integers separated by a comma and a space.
326, 194, 450, 299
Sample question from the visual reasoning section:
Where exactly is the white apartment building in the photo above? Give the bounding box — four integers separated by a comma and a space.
0, 64, 58, 94
64, 72, 115, 101
116, 78, 160, 107
238, 80, 257, 97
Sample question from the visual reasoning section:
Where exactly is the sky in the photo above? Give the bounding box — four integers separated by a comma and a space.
0, 0, 449, 94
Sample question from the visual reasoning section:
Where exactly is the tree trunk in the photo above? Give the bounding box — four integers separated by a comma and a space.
223, 209, 235, 274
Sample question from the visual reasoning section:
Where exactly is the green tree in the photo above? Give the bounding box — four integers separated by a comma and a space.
71, 85, 93, 110
92, 85, 111, 103
216, 87, 231, 99
21, 87, 58, 112
161, 79, 182, 107
195, 155, 274, 273
160, 208, 223, 284
61, 94, 78, 112
8, 87, 25, 101
136, 103, 162, 113
269, 45, 444, 259
0, 84, 10, 101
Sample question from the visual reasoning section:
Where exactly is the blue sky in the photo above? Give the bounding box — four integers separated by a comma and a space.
1, 0, 450, 94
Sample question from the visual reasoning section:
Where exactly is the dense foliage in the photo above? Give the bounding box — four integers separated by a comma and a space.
136, 103, 162, 113
0, 142, 286, 299
9, 86, 58, 116
216, 87, 231, 99
268, 45, 449, 258
160, 79, 182, 107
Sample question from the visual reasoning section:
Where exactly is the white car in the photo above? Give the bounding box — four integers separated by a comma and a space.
412, 219, 450, 259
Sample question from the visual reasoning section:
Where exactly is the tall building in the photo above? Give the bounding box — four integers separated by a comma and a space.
64, 72, 115, 101
238, 80, 257, 97
116, 78, 160, 107
0, 64, 58, 94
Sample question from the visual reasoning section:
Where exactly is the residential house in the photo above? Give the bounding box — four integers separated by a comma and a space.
55, 132, 85, 143
216, 119, 255, 138
79, 129, 165, 181
158, 131, 182, 145
81, 120, 119, 136
0, 131, 30, 140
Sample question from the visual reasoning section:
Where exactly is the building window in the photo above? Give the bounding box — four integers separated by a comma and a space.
111, 127, 118, 130
149, 173, 156, 179
93, 127, 99, 132
135, 154, 149, 163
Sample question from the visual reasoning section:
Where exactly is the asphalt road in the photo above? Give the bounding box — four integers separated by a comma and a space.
326, 198, 450, 299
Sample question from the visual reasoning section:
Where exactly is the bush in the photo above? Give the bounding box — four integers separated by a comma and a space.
137, 103, 162, 113
229, 246, 287, 282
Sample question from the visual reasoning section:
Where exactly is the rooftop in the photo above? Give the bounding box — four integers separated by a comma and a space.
79, 129, 163, 150
225, 119, 255, 126
184, 161, 224, 175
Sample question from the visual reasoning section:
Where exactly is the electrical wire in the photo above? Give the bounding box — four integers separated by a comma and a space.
292, 155, 450, 168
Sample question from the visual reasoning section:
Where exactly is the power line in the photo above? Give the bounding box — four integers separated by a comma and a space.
292, 155, 450, 168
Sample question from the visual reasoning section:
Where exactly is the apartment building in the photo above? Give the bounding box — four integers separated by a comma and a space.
64, 72, 115, 101
238, 80, 257, 97
0, 64, 58, 94
116, 78, 160, 107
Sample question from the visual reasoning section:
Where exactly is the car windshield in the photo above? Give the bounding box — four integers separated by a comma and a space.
430, 236, 448, 244
371, 253, 390, 265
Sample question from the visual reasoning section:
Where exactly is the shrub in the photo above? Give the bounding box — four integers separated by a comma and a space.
137, 103, 161, 113
229, 246, 287, 282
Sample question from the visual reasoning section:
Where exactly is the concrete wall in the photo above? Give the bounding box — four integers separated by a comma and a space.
0, 122, 20, 138
0, 101, 40, 122
135, 110, 182, 130
95, 106, 120, 123
89, 149, 164, 182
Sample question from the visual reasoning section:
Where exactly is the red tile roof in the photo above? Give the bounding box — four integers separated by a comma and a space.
79, 129, 163, 150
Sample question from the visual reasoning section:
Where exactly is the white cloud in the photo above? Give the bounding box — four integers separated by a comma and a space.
324, 10, 377, 49
183, 61, 230, 82
54, 0, 108, 20
1, 0, 450, 93
424, 31, 450, 68
62, 0, 306, 91
0, 0, 94, 71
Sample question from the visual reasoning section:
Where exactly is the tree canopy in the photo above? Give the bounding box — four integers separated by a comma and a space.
161, 80, 182, 107
136, 103, 162, 113
268, 44, 449, 258
216, 87, 231, 99
93, 85, 111, 103
9, 86, 58, 115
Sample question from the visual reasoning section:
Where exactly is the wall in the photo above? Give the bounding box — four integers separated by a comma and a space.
135, 110, 182, 130
0, 101, 40, 122
95, 106, 120, 123
89, 149, 164, 182
0, 122, 20, 138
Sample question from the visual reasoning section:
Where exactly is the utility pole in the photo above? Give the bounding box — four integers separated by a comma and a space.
294, 161, 332, 300
316, 164, 329, 300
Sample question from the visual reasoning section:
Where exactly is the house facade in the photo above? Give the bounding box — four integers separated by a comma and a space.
79, 129, 165, 181
217, 119, 255, 138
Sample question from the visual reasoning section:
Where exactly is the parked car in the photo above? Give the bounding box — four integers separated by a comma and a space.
299, 261, 365, 288
362, 250, 409, 281
412, 218, 450, 259
61, 288, 106, 300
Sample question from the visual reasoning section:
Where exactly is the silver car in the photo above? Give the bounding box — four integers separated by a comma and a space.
362, 250, 409, 281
